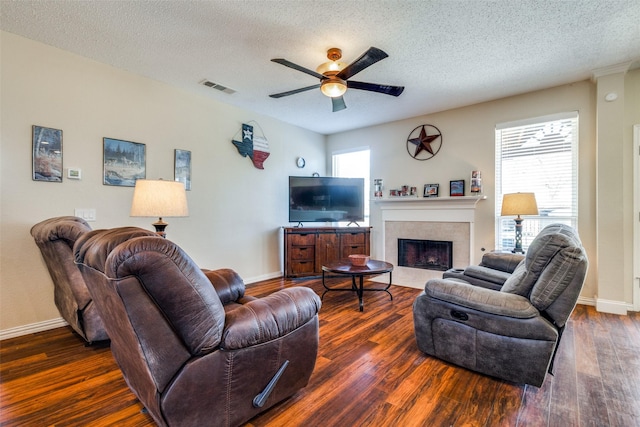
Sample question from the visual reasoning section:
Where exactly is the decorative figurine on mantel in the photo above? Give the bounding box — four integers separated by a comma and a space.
471, 170, 483, 194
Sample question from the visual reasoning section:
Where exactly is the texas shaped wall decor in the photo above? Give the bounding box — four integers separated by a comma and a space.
231, 122, 270, 169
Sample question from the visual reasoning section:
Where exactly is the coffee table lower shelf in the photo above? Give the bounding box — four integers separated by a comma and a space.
321, 259, 394, 312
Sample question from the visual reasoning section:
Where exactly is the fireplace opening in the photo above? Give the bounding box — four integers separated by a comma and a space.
398, 238, 453, 271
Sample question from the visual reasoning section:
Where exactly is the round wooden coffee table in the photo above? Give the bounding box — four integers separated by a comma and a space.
321, 259, 393, 312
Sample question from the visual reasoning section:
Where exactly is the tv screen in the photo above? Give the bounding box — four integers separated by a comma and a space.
289, 176, 365, 224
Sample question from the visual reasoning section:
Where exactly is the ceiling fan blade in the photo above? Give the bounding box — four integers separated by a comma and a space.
332, 96, 347, 112
336, 47, 388, 80
347, 81, 405, 97
269, 84, 321, 98
271, 58, 326, 80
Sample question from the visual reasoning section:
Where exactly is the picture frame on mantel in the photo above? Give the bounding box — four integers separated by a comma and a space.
423, 183, 439, 197
450, 180, 465, 197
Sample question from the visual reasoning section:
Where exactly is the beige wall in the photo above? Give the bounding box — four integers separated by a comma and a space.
0, 32, 326, 333
1, 31, 638, 336
328, 70, 640, 312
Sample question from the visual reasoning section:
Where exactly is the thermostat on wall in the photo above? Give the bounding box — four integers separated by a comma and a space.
67, 168, 82, 179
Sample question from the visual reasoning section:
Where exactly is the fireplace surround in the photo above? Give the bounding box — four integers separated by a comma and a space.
375, 196, 485, 288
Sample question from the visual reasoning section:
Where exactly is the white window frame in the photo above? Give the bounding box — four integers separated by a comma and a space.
495, 112, 579, 251
332, 147, 370, 225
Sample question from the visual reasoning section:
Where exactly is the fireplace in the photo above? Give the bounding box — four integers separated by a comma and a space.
398, 239, 453, 271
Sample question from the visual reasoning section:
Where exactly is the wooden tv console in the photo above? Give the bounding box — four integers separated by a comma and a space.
283, 226, 371, 278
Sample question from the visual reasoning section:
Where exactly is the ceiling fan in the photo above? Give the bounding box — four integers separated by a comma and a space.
269, 47, 404, 112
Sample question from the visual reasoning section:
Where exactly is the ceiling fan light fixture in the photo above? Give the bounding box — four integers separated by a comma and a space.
316, 60, 346, 75
320, 76, 347, 98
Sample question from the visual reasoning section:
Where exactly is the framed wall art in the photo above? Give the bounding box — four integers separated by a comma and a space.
450, 180, 465, 197
32, 125, 63, 182
174, 149, 191, 191
103, 137, 146, 187
423, 183, 439, 197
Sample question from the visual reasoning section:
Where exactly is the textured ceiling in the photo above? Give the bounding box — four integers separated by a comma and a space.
1, 0, 639, 135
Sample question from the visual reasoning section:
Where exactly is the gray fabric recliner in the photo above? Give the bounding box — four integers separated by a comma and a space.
74, 226, 321, 427
413, 223, 588, 387
30, 216, 109, 343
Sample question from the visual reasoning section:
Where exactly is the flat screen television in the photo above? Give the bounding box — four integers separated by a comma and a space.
289, 176, 365, 224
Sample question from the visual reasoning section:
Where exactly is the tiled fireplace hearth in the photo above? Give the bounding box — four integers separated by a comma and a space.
375, 196, 485, 288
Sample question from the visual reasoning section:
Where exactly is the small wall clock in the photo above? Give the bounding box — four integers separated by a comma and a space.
296, 157, 306, 168
406, 124, 443, 161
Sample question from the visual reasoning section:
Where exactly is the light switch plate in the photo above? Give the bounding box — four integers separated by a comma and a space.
74, 208, 96, 222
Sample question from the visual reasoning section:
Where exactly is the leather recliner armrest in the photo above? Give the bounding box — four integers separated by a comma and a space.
201, 268, 247, 304
221, 287, 321, 350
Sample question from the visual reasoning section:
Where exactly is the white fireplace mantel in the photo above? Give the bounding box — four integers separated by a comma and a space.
375, 195, 486, 210
374, 195, 487, 288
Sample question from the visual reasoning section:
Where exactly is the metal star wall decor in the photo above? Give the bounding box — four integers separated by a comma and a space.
406, 124, 442, 161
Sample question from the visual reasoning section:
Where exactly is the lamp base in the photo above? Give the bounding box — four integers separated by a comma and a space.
511, 217, 524, 253
152, 218, 168, 238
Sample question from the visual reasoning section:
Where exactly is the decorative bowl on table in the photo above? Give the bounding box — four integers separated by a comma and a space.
348, 254, 370, 267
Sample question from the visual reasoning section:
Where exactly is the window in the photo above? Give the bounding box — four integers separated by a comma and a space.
332, 148, 370, 224
495, 112, 578, 251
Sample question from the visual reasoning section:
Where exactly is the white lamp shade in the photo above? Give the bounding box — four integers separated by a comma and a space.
501, 192, 538, 216
130, 179, 188, 217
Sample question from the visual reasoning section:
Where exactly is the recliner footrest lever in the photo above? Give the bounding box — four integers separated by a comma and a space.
253, 360, 289, 408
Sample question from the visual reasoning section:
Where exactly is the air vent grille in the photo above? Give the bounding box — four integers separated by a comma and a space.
201, 80, 236, 94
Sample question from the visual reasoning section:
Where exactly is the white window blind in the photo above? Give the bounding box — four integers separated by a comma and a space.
495, 112, 578, 251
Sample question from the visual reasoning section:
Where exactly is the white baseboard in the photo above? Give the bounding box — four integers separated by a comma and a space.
577, 295, 596, 306
595, 297, 632, 315
243, 271, 283, 285
1, 317, 68, 341
1, 271, 283, 341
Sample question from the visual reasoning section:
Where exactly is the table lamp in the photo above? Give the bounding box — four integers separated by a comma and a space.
130, 179, 188, 238
501, 192, 538, 253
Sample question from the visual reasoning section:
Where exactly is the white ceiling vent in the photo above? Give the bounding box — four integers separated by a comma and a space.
201, 80, 236, 94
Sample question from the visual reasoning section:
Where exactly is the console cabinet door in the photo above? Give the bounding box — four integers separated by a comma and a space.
316, 232, 340, 271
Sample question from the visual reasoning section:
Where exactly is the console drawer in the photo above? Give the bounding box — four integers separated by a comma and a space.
289, 233, 316, 245
342, 244, 365, 258
290, 246, 314, 260
341, 232, 365, 244
289, 260, 315, 275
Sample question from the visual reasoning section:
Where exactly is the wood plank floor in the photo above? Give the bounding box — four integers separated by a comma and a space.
1, 276, 639, 426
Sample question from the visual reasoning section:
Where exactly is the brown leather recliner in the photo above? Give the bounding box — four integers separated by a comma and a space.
74, 227, 321, 427
30, 216, 109, 343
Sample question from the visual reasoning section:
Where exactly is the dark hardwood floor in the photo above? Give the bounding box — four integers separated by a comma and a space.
1, 276, 639, 426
